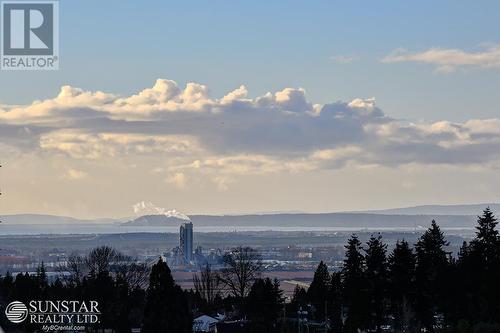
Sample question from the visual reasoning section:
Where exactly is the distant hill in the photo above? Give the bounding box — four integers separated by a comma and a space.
123, 212, 477, 229
3, 202, 498, 228
0, 214, 123, 225
361, 203, 500, 216
123, 214, 186, 226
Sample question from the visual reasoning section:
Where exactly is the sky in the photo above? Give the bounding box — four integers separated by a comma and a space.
1, 1, 500, 218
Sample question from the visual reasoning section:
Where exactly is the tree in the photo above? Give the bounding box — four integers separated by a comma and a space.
36, 262, 49, 297
193, 264, 221, 310
83, 270, 116, 330
142, 258, 192, 333
112, 274, 134, 332
461, 208, 500, 324
328, 272, 343, 333
470, 208, 500, 269
61, 252, 86, 285
448, 241, 477, 326
116, 262, 150, 289
219, 246, 262, 299
415, 220, 449, 332
307, 261, 330, 320
85, 246, 126, 276
290, 285, 308, 312
365, 234, 388, 333
246, 278, 284, 332
389, 240, 417, 332
0, 272, 14, 303
342, 234, 369, 333
0, 246, 150, 333
67, 246, 149, 289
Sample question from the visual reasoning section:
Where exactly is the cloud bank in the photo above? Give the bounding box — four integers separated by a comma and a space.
1, 78, 500, 190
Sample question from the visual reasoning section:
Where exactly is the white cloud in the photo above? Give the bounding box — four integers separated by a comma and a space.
1, 78, 500, 178
212, 176, 232, 191
382, 44, 500, 73
166, 172, 187, 189
39, 131, 200, 159
62, 168, 88, 180
221, 85, 248, 103
311, 146, 363, 161
330, 54, 359, 64
347, 98, 378, 115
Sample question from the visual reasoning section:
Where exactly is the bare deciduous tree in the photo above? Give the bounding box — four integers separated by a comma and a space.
85, 245, 128, 275
116, 262, 150, 289
219, 246, 262, 298
58, 253, 86, 284
59, 246, 150, 287
193, 264, 221, 305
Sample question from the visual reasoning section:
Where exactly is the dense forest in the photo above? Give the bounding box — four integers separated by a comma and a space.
1, 208, 499, 332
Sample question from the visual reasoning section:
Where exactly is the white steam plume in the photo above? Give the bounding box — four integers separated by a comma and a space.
132, 201, 190, 221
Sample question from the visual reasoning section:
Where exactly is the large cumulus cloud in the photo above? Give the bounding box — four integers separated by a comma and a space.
1, 78, 500, 177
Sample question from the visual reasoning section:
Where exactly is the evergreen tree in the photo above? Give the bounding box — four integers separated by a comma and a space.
49, 278, 66, 300
246, 278, 284, 332
453, 241, 476, 324
84, 270, 116, 330
365, 234, 388, 333
389, 240, 417, 332
128, 286, 147, 329
13, 272, 37, 302
36, 262, 48, 298
0, 272, 14, 302
142, 258, 192, 333
458, 240, 470, 262
441, 247, 469, 328
307, 261, 330, 320
415, 220, 449, 332
291, 284, 308, 312
342, 234, 369, 333
470, 208, 500, 269
466, 208, 500, 323
328, 272, 343, 333
112, 274, 134, 333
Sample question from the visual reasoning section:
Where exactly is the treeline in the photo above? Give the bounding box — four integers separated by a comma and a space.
0, 245, 271, 332
0, 208, 499, 332
294, 208, 500, 332
191, 208, 500, 332
0, 247, 151, 332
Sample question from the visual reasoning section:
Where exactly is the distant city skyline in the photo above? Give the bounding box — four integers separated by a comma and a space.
1, 1, 500, 218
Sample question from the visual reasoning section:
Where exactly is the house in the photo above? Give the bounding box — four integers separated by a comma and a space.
193, 314, 219, 332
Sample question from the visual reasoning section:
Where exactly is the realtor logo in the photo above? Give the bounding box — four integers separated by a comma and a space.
5, 301, 28, 323
1, 0, 59, 70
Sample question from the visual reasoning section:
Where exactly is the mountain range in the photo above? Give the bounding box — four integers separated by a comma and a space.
1, 203, 497, 229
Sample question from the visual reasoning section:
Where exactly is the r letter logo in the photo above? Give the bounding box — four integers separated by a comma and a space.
1, 1, 59, 70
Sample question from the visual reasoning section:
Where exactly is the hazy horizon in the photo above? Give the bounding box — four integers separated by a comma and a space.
2, 202, 499, 221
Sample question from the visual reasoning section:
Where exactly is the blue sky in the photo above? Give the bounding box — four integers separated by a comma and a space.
1, 1, 499, 121
2, 1, 500, 217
